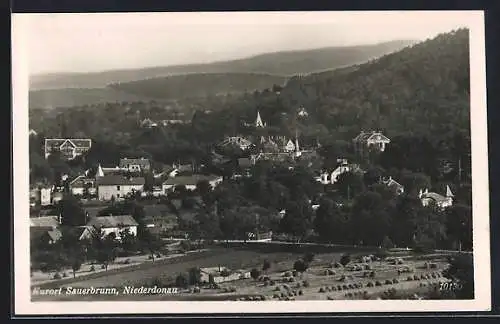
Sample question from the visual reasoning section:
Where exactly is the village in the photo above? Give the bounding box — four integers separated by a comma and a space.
28, 106, 469, 302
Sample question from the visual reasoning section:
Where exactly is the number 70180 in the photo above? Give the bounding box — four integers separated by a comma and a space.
439, 281, 463, 291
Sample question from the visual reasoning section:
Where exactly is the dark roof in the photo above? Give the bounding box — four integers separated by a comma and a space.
96, 175, 145, 186
119, 158, 151, 168
163, 174, 222, 186
143, 204, 173, 218
353, 131, 390, 143
30, 227, 62, 242
87, 215, 139, 228
238, 158, 253, 169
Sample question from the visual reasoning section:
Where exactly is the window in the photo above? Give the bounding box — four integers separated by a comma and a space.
117, 194, 120, 198
116, 185, 121, 190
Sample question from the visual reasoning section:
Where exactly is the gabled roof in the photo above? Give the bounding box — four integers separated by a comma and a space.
381, 177, 404, 191
95, 175, 145, 186
87, 215, 139, 228
163, 174, 222, 186
45, 138, 92, 150
422, 192, 449, 203
353, 131, 390, 143
70, 175, 95, 187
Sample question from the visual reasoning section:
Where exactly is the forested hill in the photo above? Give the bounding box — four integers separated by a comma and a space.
30, 40, 414, 90
107, 73, 287, 99
279, 28, 471, 139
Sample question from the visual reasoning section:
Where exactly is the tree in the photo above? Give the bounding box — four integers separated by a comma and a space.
340, 254, 351, 266
139, 227, 163, 261
446, 204, 473, 251
293, 259, 308, 273
188, 267, 202, 286
303, 252, 315, 264
262, 259, 271, 272
443, 253, 474, 299
176, 273, 189, 288
279, 201, 312, 242
336, 171, 365, 200
250, 268, 261, 280
56, 194, 87, 226
71, 259, 82, 278
120, 228, 139, 253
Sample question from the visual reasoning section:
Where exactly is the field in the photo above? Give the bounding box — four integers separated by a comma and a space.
31, 246, 456, 301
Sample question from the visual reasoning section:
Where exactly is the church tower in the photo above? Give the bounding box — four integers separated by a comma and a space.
255, 110, 264, 128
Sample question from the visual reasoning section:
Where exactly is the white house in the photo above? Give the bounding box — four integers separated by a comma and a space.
381, 176, 405, 195
298, 106, 308, 117
44, 138, 92, 160
40, 187, 52, 206
119, 157, 151, 172
419, 185, 454, 209
219, 136, 253, 151
69, 175, 96, 196
315, 159, 351, 184
87, 215, 138, 240
96, 175, 145, 201
255, 110, 265, 128
353, 131, 391, 152
162, 174, 223, 193
284, 139, 296, 153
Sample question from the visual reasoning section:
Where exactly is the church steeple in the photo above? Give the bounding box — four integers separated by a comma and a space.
255, 110, 264, 128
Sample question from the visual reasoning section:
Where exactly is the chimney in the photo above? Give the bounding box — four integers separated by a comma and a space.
58, 213, 62, 225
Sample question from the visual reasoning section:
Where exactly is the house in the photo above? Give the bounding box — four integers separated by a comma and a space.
172, 163, 194, 174
44, 138, 92, 160
219, 136, 253, 151
141, 118, 157, 128
297, 106, 308, 117
30, 227, 62, 245
200, 267, 249, 284
419, 185, 454, 209
119, 157, 151, 172
69, 176, 96, 196
237, 157, 254, 170
284, 139, 296, 153
353, 131, 391, 152
52, 191, 64, 205
315, 159, 351, 184
96, 175, 145, 201
380, 176, 405, 195
162, 174, 223, 193
74, 225, 97, 241
87, 215, 139, 240
154, 165, 178, 179
40, 187, 52, 206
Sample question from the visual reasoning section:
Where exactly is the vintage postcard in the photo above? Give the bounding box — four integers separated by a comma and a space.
12, 10, 491, 315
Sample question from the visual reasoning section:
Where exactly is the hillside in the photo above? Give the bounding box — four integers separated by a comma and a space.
28, 87, 161, 110
278, 28, 471, 139
29, 40, 414, 90
107, 73, 287, 100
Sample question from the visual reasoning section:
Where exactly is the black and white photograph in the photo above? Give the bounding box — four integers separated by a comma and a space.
12, 11, 491, 314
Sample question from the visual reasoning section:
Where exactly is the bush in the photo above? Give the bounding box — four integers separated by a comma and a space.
367, 282, 374, 287
53, 272, 61, 280
375, 281, 382, 286
319, 287, 326, 293
369, 271, 376, 278
302, 280, 310, 287
220, 269, 231, 277
62, 272, 68, 278
364, 264, 372, 270
284, 271, 293, 277
250, 268, 261, 280
430, 263, 438, 269
392, 279, 399, 284
413, 275, 420, 280
303, 252, 315, 264
334, 262, 343, 268
340, 254, 351, 266
273, 294, 280, 299
90, 265, 96, 272
331, 286, 337, 291
298, 290, 303, 295
274, 286, 281, 291
288, 277, 295, 283
101, 264, 106, 269
385, 279, 393, 285
327, 296, 335, 300
262, 259, 271, 272
407, 276, 413, 281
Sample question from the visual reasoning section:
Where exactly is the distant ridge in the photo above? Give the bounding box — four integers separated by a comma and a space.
30, 40, 415, 90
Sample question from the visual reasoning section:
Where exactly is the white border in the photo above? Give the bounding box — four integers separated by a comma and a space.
13, 10, 491, 315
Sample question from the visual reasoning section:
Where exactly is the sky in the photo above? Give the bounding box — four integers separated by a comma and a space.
12, 11, 478, 76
